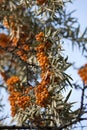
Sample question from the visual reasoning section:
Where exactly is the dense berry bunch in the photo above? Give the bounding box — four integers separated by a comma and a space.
8, 92, 21, 117
35, 84, 49, 107
7, 76, 33, 117
34, 32, 52, 107
7, 76, 20, 86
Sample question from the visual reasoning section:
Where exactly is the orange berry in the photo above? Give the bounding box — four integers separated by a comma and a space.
37, 0, 46, 5
0, 33, 9, 48
35, 32, 44, 42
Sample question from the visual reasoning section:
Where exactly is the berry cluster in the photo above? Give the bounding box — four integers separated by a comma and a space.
78, 64, 87, 85
34, 32, 52, 107
7, 76, 32, 117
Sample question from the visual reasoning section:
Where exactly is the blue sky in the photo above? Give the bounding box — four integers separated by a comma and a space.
64, 0, 87, 77
67, 0, 87, 31
63, 1, 87, 129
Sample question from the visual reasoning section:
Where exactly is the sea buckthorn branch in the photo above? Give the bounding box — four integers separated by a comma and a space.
0, 0, 84, 129
0, 23, 75, 127
0, 30, 67, 127
6, 32, 76, 127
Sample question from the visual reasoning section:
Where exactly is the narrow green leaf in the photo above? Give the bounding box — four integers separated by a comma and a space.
64, 90, 72, 103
